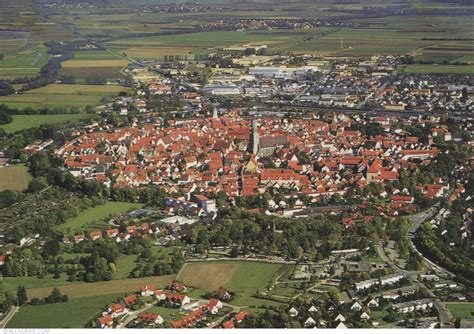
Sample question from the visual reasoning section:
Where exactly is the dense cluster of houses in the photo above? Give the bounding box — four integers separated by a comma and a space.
125, 53, 472, 112
95, 281, 232, 329
375, 77, 472, 113
55, 110, 450, 217
391, 299, 434, 314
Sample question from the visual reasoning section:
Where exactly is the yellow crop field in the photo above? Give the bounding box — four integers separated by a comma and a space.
61, 59, 128, 68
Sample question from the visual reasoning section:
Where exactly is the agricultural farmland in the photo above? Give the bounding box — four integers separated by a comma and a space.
401, 64, 474, 74
0, 165, 31, 191
0, 84, 128, 110
21, 275, 175, 300
0, 114, 96, 133
176, 261, 293, 306
7, 292, 126, 328
0, 43, 51, 80
60, 58, 128, 80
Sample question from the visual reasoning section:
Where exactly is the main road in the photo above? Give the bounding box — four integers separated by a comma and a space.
376, 206, 453, 327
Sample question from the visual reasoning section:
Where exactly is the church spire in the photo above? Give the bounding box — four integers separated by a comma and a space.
249, 118, 260, 154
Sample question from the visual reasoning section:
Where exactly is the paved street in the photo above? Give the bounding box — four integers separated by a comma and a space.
0, 306, 19, 328
375, 206, 454, 327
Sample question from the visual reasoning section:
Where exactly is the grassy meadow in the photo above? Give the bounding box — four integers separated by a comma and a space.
0, 165, 31, 191
401, 64, 474, 74
177, 261, 292, 306
7, 292, 125, 328
0, 114, 96, 133
58, 201, 144, 233
25, 276, 175, 300
0, 84, 128, 110
446, 302, 474, 321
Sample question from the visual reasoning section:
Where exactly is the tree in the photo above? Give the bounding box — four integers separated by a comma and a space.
124, 75, 134, 88
16, 285, 27, 306
45, 287, 63, 304
43, 238, 60, 257
230, 246, 239, 258
85, 77, 107, 85
27, 177, 48, 193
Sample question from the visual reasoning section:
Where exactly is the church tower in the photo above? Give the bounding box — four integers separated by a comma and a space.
249, 118, 260, 154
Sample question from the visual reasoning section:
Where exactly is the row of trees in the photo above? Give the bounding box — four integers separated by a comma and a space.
20, 52, 74, 92
17, 285, 68, 306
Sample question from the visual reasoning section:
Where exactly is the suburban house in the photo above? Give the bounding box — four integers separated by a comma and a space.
137, 313, 164, 325
96, 315, 113, 328
392, 299, 434, 314
166, 293, 190, 306
107, 303, 127, 318
140, 285, 156, 296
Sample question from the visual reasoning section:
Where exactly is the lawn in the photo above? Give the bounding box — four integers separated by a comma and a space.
0, 84, 128, 110
0, 165, 31, 191
0, 114, 96, 133
146, 305, 186, 323
177, 261, 292, 306
113, 254, 138, 279
7, 292, 125, 328
270, 283, 301, 298
58, 201, 144, 233
446, 302, 474, 320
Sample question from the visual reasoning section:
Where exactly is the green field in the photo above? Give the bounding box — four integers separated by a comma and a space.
4, 274, 175, 300
402, 64, 474, 74
446, 302, 474, 320
7, 292, 125, 328
1, 0, 473, 61
113, 254, 138, 279
0, 114, 96, 133
3, 274, 74, 294
177, 261, 291, 306
0, 43, 51, 79
0, 84, 128, 110
58, 201, 144, 233
0, 165, 31, 191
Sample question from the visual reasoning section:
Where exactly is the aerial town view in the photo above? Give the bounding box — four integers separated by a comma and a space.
0, 0, 472, 331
